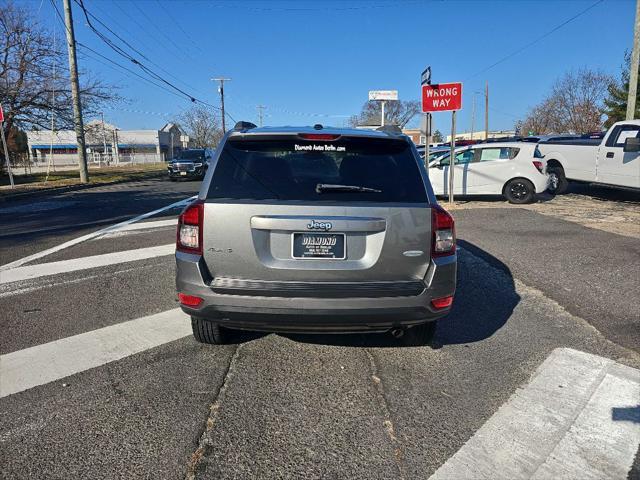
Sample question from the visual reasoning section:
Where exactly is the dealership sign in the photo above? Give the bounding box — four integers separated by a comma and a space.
368, 90, 398, 101
421, 82, 462, 112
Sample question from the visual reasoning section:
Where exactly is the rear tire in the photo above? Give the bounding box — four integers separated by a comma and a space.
547, 166, 568, 194
402, 321, 437, 346
191, 316, 228, 344
504, 178, 535, 204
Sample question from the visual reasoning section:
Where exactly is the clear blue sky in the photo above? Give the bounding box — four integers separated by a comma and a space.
35, 0, 635, 134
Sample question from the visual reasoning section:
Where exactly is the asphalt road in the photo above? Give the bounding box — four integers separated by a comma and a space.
1, 179, 638, 479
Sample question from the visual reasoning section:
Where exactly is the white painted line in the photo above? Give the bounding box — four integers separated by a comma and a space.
100, 218, 177, 233
0, 244, 174, 285
0, 262, 163, 298
430, 348, 640, 480
0, 309, 191, 398
96, 218, 177, 239
0, 195, 195, 271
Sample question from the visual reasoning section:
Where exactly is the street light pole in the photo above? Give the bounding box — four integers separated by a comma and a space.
62, 0, 89, 183
212, 77, 231, 133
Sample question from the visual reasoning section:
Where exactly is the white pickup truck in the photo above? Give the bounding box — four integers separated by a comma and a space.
537, 120, 640, 193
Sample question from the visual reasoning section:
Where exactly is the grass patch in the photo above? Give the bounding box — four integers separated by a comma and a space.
0, 163, 167, 194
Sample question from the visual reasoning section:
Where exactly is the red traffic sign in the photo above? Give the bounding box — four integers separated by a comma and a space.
0, 104, 4, 123
422, 82, 463, 112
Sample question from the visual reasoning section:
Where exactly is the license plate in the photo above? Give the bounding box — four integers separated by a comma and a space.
180, 171, 187, 176
292, 233, 345, 259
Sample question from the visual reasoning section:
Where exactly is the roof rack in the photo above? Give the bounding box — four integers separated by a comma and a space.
376, 125, 403, 135
233, 121, 258, 131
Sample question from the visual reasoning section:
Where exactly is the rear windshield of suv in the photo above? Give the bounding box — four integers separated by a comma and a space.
206, 136, 428, 203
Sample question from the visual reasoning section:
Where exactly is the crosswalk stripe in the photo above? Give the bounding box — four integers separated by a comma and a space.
97, 218, 177, 237
0, 195, 195, 271
0, 244, 174, 285
0, 309, 191, 398
429, 348, 640, 480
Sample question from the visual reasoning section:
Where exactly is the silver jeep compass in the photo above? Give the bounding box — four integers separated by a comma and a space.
175, 122, 456, 345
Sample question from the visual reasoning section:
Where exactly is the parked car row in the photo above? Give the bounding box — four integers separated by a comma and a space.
418, 120, 640, 201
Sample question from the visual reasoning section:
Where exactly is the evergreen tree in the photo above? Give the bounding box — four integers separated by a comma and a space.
604, 52, 640, 128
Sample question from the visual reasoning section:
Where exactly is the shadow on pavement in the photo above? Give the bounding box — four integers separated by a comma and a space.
238, 239, 520, 349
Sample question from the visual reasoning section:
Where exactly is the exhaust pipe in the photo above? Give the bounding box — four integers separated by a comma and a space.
390, 327, 405, 339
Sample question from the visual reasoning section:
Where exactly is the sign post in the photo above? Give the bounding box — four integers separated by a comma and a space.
369, 90, 398, 127
421, 82, 463, 204
0, 104, 15, 189
420, 67, 432, 174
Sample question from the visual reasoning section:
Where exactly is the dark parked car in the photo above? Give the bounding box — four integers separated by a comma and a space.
167, 148, 214, 180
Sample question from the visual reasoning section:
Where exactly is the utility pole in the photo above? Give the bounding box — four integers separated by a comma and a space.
257, 105, 265, 127
212, 77, 231, 133
470, 94, 476, 141
484, 81, 489, 141
62, 0, 89, 183
627, 0, 640, 120
381, 101, 386, 126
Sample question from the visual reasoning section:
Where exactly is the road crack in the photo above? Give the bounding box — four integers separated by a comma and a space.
185, 344, 242, 480
365, 348, 407, 480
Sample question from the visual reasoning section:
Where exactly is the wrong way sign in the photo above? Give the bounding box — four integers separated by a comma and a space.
421, 82, 462, 112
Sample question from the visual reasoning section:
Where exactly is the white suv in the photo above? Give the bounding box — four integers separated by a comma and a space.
428, 142, 549, 203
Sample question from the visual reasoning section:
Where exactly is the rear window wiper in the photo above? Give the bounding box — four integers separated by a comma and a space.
316, 183, 382, 194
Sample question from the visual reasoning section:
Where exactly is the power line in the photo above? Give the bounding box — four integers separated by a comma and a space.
129, 0, 201, 64
154, 0, 207, 56
49, 0, 185, 101
466, 0, 605, 80
49, 0, 233, 123
70, 0, 234, 116
83, 0, 204, 94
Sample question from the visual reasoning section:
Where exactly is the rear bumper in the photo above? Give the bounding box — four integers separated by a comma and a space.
175, 251, 457, 333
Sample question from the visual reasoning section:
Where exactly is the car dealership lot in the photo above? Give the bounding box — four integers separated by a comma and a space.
1, 179, 639, 479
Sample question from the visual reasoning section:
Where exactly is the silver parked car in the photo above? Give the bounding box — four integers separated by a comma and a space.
175, 123, 457, 345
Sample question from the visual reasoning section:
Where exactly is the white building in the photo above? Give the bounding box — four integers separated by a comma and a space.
26, 123, 186, 167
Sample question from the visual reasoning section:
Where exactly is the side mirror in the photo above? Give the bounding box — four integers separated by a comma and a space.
623, 137, 640, 153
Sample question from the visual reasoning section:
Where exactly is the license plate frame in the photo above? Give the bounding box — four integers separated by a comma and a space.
291, 232, 346, 260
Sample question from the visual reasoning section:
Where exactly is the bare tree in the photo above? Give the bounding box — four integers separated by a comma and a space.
518, 68, 611, 134
349, 100, 421, 128
178, 106, 223, 147
0, 1, 118, 139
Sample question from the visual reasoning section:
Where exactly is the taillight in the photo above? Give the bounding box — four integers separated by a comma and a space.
176, 200, 204, 254
533, 160, 544, 173
298, 133, 341, 141
431, 206, 455, 257
431, 295, 454, 309
178, 293, 203, 308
